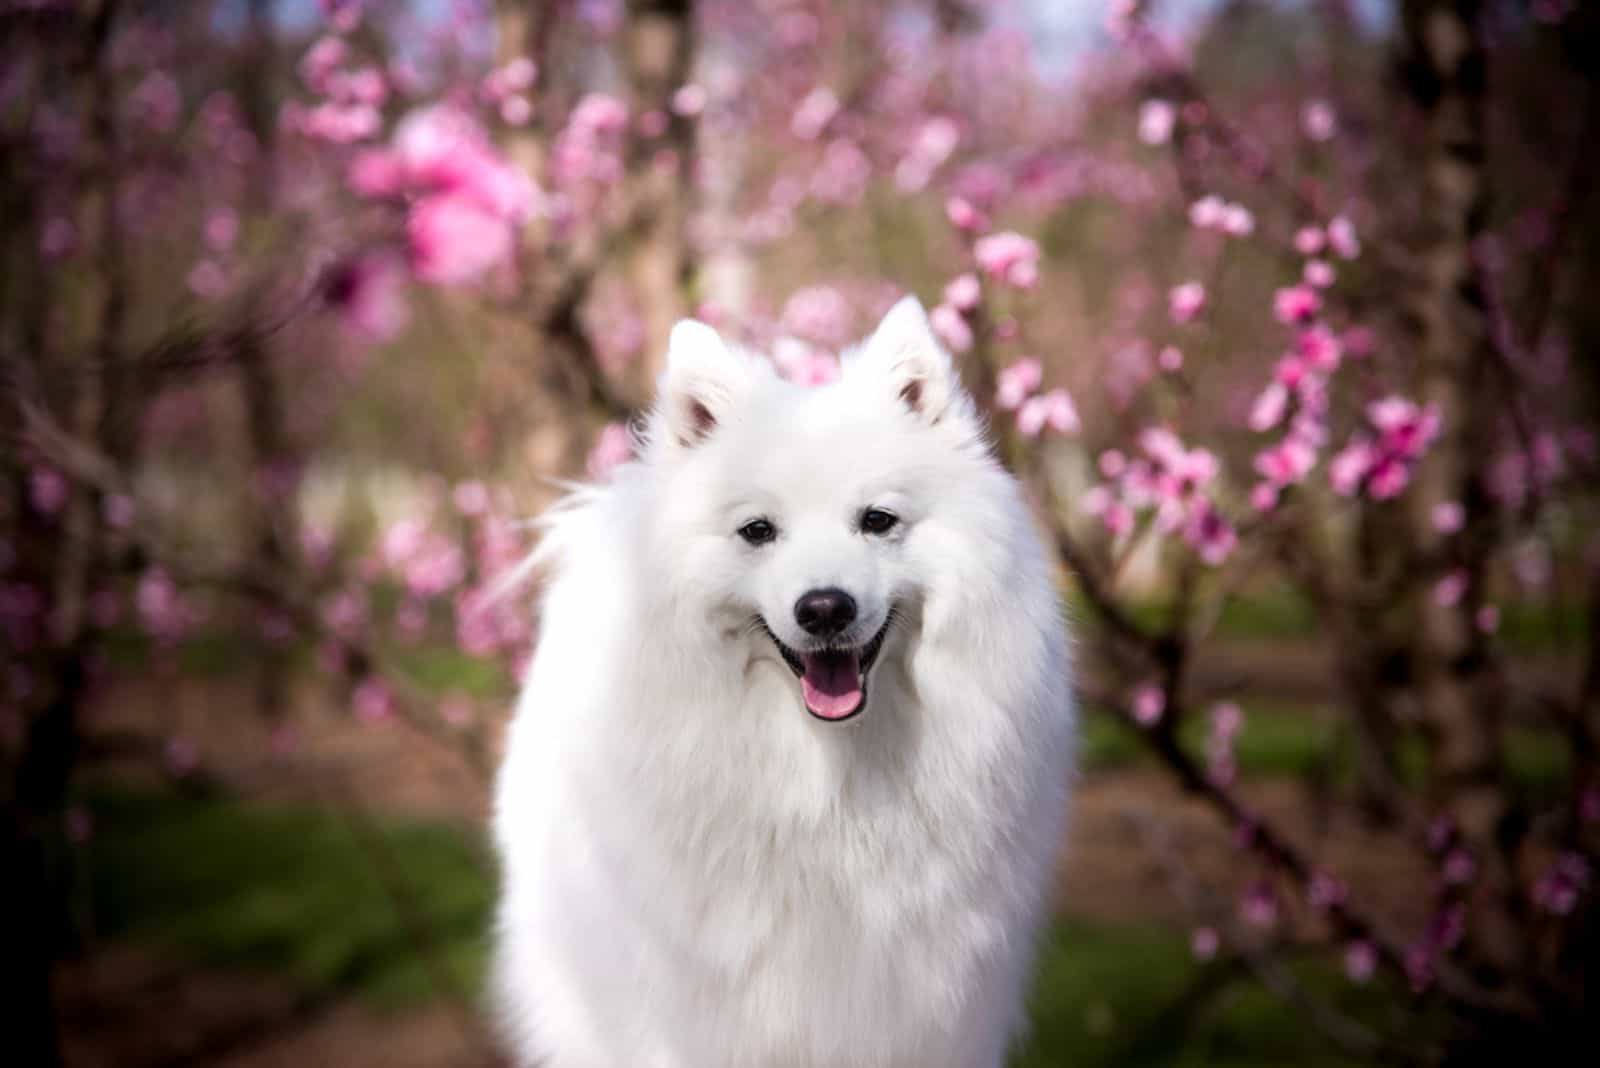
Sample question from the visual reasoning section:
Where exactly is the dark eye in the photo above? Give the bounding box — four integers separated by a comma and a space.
738, 518, 777, 545
860, 508, 899, 536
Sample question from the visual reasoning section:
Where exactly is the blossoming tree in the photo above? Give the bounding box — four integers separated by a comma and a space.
3, 0, 1596, 1063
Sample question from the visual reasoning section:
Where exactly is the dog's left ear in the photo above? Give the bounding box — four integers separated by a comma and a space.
654, 318, 762, 449
854, 296, 965, 424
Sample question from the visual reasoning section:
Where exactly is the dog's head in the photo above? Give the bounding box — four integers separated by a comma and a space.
640, 297, 997, 723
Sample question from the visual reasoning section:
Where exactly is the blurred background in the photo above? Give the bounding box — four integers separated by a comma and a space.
2, 0, 1596, 1064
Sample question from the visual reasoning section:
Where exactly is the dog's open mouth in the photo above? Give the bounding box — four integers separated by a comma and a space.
760, 616, 892, 722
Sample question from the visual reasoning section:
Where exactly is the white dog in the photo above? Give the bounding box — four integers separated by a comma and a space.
492, 297, 1074, 1067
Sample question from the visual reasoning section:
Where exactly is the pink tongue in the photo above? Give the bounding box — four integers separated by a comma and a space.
799, 650, 864, 720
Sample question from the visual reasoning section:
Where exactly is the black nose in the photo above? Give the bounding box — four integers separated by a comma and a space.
794, 588, 857, 638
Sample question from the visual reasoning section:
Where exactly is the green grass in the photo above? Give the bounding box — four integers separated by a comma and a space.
1015, 921, 1390, 1067
83, 790, 493, 1008
1067, 586, 1588, 649
80, 789, 1389, 1063
1079, 704, 1573, 795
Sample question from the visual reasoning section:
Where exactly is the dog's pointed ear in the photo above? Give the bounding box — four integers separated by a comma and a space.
853, 296, 965, 424
654, 319, 758, 449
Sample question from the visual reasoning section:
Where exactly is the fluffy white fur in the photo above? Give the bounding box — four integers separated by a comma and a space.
492, 297, 1075, 1067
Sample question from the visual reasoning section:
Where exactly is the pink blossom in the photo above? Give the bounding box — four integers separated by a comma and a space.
1169, 281, 1206, 323
894, 117, 960, 192
995, 357, 1043, 410
1080, 485, 1112, 517
352, 677, 392, 724
1304, 259, 1336, 288
974, 231, 1041, 290
1273, 284, 1321, 324
929, 303, 973, 353
137, 568, 195, 643
1344, 941, 1377, 983
943, 273, 981, 312
945, 196, 986, 232
1343, 325, 1376, 357
1293, 226, 1325, 255
781, 285, 852, 345
1432, 501, 1465, 534
1327, 215, 1360, 259
586, 422, 633, 479
1301, 99, 1337, 141
1220, 203, 1254, 237
453, 480, 490, 516
325, 253, 410, 344
298, 102, 381, 142
405, 541, 464, 598
204, 208, 239, 251
1368, 397, 1442, 459
1248, 382, 1289, 432
1131, 683, 1165, 726
501, 57, 537, 91
131, 71, 181, 132
1099, 450, 1127, 478
1211, 701, 1243, 738
187, 260, 228, 299
1189, 195, 1225, 229
29, 467, 68, 515
1017, 389, 1080, 437
1366, 457, 1410, 499
300, 36, 347, 91
320, 586, 368, 638
500, 95, 532, 125
790, 86, 839, 140
1157, 345, 1183, 372
1296, 325, 1342, 373
1137, 99, 1175, 145
1240, 881, 1278, 928
1184, 502, 1236, 565
1255, 438, 1317, 487
671, 83, 706, 116
810, 138, 871, 204
347, 148, 406, 197
1443, 848, 1477, 885
1308, 871, 1347, 910
408, 194, 512, 285
1190, 927, 1220, 961
1434, 569, 1469, 607
1532, 852, 1589, 915
1475, 604, 1500, 634
1328, 438, 1375, 496
1249, 482, 1279, 512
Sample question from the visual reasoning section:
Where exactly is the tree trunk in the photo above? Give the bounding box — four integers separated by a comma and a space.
1396, 0, 1517, 970
620, 0, 696, 388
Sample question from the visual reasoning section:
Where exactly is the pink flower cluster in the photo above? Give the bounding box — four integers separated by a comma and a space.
1083, 428, 1236, 564
928, 274, 981, 353
1328, 396, 1442, 500
551, 93, 628, 188
1532, 852, 1589, 915
993, 358, 1079, 438
288, 35, 386, 144
1206, 700, 1243, 786
1189, 195, 1254, 237
974, 232, 1040, 290
348, 105, 540, 286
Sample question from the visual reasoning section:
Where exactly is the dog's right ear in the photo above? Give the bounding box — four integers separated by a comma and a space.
654, 319, 757, 449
